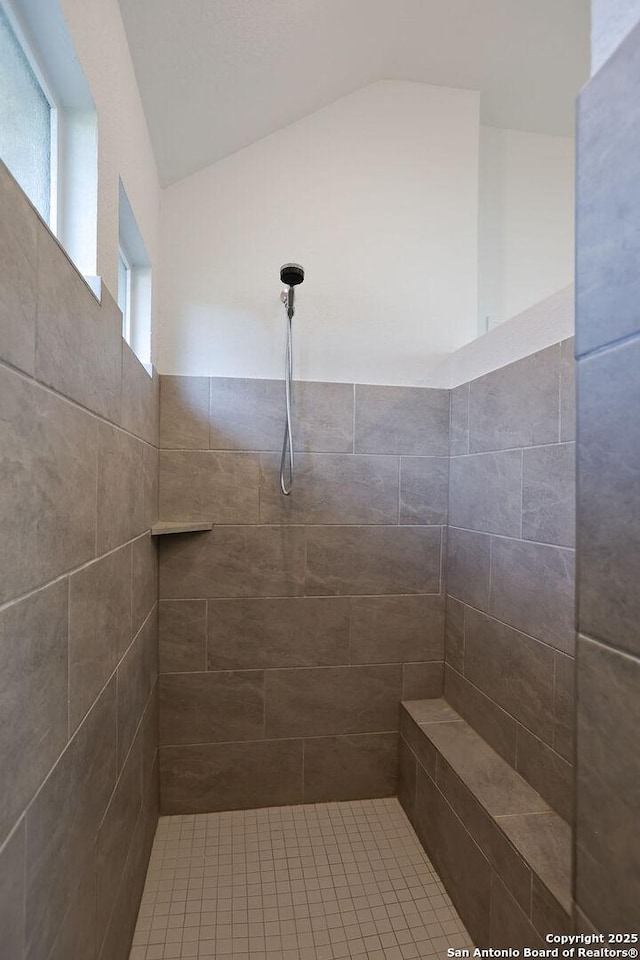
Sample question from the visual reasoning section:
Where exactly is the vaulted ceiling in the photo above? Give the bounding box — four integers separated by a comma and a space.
118, 0, 590, 186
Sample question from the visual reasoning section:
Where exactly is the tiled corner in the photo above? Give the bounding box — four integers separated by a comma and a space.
467, 346, 560, 453
160, 376, 210, 449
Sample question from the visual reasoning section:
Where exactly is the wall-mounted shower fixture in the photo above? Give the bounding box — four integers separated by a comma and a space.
279, 263, 304, 495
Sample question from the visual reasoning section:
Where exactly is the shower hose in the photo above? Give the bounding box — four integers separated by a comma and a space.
279, 310, 294, 495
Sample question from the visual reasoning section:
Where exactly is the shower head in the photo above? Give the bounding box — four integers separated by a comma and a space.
280, 263, 304, 319
280, 263, 304, 287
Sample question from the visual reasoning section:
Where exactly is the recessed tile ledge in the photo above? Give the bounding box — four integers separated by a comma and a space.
151, 521, 214, 536
400, 697, 572, 933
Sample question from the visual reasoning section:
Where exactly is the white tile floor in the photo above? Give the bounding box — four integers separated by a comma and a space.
129, 797, 472, 960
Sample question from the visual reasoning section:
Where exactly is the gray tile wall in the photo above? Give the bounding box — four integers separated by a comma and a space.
446, 342, 576, 823
0, 161, 159, 960
158, 377, 449, 811
575, 18, 640, 933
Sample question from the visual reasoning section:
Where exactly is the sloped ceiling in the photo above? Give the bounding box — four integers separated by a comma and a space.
118, 0, 590, 186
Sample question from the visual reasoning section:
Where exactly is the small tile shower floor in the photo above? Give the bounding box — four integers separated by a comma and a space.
129, 797, 472, 960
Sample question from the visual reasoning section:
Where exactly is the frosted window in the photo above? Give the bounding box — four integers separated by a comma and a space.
118, 248, 131, 340
0, 4, 51, 221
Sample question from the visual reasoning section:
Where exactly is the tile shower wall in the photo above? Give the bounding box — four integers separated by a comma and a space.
574, 17, 640, 934
446, 342, 576, 822
157, 377, 450, 812
0, 161, 159, 960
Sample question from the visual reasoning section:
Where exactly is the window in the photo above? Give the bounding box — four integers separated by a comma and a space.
119, 180, 152, 369
0, 0, 97, 276
0, 3, 54, 223
118, 246, 132, 342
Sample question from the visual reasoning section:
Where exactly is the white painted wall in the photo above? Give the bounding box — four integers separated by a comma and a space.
157, 81, 480, 385
478, 126, 575, 334
58, 0, 160, 308
592, 0, 640, 72
430, 285, 574, 388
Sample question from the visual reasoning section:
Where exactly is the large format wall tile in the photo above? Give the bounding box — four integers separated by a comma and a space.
1, 159, 159, 960
553, 653, 575, 762
120, 344, 159, 446
522, 443, 575, 547
160, 376, 210, 449
159, 671, 264, 745
575, 636, 640, 932
398, 736, 418, 821
414, 766, 492, 946
515, 726, 572, 822
159, 600, 207, 673
399, 457, 449, 524
50, 860, 98, 960
97, 795, 156, 960
578, 339, 640, 657
142, 442, 159, 530
449, 451, 522, 537
117, 611, 157, 771
434, 759, 533, 912
209, 377, 284, 450
445, 597, 465, 674
69, 545, 132, 733
305, 525, 441, 596
25, 680, 117, 960
264, 665, 402, 738
259, 452, 399, 524
464, 609, 556, 744
303, 733, 398, 802
560, 339, 575, 442
97, 422, 145, 554
0, 367, 97, 602
402, 661, 444, 698
160, 450, 260, 523
160, 526, 306, 598
132, 534, 158, 636
576, 19, 640, 356
291, 381, 354, 453
447, 528, 490, 612
36, 231, 122, 422
0, 821, 25, 960
349, 595, 444, 664
0, 582, 68, 845
450, 383, 470, 456
490, 874, 542, 950
160, 740, 304, 814
490, 538, 575, 654
468, 346, 560, 453
444, 667, 517, 767
0, 162, 37, 375
96, 733, 142, 947
207, 597, 350, 669
354, 385, 449, 455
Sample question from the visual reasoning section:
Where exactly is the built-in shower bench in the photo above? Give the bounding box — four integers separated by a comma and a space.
399, 699, 572, 948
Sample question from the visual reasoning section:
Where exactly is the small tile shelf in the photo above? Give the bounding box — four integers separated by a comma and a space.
151, 521, 213, 536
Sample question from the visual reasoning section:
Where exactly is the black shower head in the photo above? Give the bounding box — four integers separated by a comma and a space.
280, 263, 304, 287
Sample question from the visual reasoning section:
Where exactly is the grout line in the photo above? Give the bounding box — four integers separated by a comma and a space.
520, 449, 524, 540
0, 354, 157, 450
160, 659, 442, 678
0, 528, 153, 616
447, 592, 572, 659
352, 383, 356, 453
159, 730, 400, 750
447, 524, 575, 552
